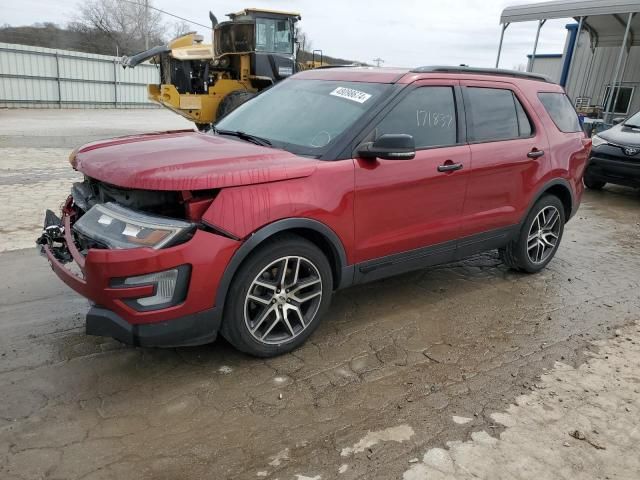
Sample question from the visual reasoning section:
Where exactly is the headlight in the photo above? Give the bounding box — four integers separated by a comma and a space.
591, 135, 608, 148
73, 203, 195, 249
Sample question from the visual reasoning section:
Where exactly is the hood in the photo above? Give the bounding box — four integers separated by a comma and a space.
599, 123, 640, 147
73, 131, 319, 191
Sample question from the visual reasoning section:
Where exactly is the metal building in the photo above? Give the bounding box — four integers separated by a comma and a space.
497, 0, 640, 125
0, 42, 159, 108
526, 53, 563, 82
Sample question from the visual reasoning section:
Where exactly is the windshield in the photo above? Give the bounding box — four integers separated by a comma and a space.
624, 111, 640, 127
215, 79, 391, 156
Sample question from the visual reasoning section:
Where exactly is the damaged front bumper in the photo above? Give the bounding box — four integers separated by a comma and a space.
37, 204, 240, 347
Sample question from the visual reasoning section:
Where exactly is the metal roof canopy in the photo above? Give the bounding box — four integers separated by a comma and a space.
497, 0, 640, 123
501, 0, 640, 47
501, 0, 640, 24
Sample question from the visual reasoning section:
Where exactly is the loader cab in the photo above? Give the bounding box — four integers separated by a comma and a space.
214, 9, 300, 87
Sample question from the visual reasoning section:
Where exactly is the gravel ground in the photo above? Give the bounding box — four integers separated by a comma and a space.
0, 109, 639, 479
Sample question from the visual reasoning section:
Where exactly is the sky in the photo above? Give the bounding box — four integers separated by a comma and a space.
2, 0, 573, 69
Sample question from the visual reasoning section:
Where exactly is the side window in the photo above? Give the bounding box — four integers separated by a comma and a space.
538, 92, 582, 133
375, 86, 457, 149
466, 87, 532, 142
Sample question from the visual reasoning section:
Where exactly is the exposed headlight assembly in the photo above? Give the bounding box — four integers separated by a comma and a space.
591, 135, 608, 148
73, 202, 195, 249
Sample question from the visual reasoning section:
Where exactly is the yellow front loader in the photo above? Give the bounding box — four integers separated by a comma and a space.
123, 8, 302, 130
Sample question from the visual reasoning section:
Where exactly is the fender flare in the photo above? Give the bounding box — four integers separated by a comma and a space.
523, 178, 575, 226
214, 218, 353, 311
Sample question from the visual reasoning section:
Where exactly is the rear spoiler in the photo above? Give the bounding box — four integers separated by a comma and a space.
121, 45, 170, 68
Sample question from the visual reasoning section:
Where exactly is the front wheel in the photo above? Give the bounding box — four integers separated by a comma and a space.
221, 234, 333, 357
500, 195, 565, 273
216, 90, 255, 120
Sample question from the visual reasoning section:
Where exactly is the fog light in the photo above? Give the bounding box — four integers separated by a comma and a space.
124, 269, 179, 307
111, 265, 191, 311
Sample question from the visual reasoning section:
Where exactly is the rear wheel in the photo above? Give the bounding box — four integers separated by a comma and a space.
221, 234, 333, 357
500, 195, 565, 273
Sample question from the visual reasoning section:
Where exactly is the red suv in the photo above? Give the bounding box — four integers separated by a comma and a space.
38, 66, 591, 357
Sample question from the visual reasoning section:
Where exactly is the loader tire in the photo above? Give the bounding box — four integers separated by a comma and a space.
217, 90, 255, 120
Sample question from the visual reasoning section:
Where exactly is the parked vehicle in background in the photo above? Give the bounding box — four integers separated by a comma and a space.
585, 111, 640, 190
37, 66, 591, 357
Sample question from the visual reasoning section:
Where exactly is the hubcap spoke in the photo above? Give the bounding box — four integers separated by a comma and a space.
279, 258, 289, 288
251, 305, 276, 333
281, 307, 296, 336
247, 294, 270, 305
261, 310, 282, 340
290, 290, 322, 303
254, 280, 277, 291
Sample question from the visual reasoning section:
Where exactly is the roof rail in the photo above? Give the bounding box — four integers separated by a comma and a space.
411, 66, 553, 83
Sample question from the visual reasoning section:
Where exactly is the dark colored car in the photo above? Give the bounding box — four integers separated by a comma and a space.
584, 112, 640, 190
38, 66, 591, 357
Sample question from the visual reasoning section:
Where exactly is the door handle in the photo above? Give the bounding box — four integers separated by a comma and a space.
527, 149, 545, 159
437, 162, 463, 172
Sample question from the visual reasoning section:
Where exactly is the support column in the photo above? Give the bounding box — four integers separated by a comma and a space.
529, 19, 546, 72
495, 23, 509, 68
55, 52, 62, 109
604, 12, 634, 124
564, 17, 584, 94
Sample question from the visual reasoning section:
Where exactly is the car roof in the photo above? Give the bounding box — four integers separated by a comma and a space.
293, 66, 560, 88
294, 67, 410, 83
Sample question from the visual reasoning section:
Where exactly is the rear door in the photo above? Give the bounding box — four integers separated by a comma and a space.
353, 80, 471, 272
458, 81, 549, 242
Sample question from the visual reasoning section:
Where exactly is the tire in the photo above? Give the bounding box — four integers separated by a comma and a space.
216, 90, 255, 120
500, 195, 565, 273
220, 234, 333, 357
583, 175, 606, 190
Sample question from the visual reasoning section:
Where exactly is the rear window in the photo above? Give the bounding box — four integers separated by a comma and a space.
465, 87, 533, 142
538, 92, 582, 133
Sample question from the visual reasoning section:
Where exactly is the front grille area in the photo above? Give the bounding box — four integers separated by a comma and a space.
71, 177, 183, 216
594, 144, 640, 164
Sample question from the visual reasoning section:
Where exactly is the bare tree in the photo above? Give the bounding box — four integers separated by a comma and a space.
170, 20, 193, 39
74, 0, 166, 54
295, 28, 313, 63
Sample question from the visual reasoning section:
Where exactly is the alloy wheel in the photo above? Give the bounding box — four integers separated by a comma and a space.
527, 206, 561, 264
244, 256, 323, 345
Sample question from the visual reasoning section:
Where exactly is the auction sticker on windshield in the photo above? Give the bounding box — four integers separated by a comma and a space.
330, 87, 372, 104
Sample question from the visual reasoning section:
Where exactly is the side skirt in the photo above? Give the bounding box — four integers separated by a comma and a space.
352, 225, 519, 285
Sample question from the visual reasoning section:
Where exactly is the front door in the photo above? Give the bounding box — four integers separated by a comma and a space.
353, 81, 471, 279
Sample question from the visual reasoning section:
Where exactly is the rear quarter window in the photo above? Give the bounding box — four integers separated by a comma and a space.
538, 92, 582, 133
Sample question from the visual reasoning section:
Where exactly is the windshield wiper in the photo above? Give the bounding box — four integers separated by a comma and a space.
623, 123, 640, 128
213, 127, 272, 147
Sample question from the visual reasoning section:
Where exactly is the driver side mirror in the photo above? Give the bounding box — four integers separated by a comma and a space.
357, 134, 416, 160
